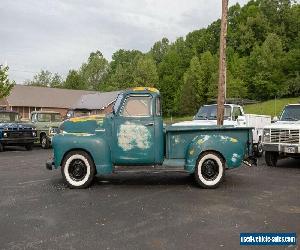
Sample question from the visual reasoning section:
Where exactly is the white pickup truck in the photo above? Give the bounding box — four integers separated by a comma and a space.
263, 104, 300, 167
173, 104, 271, 156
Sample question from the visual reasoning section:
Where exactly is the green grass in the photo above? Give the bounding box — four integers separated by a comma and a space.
163, 116, 193, 124
244, 97, 300, 117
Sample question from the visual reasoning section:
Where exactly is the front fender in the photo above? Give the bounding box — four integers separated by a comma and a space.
52, 133, 112, 175
185, 134, 246, 173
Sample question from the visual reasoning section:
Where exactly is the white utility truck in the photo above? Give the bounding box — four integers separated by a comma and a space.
263, 104, 300, 167
173, 104, 271, 156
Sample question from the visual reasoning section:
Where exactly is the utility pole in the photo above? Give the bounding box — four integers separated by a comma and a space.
217, 0, 228, 125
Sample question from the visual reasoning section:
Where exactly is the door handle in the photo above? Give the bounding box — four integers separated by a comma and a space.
145, 122, 154, 126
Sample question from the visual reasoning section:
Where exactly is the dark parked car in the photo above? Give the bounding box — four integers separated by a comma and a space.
0, 110, 37, 151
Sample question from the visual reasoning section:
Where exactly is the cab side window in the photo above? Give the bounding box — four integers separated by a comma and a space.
121, 95, 152, 117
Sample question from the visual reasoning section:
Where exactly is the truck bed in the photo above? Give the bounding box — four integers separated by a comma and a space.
165, 125, 252, 159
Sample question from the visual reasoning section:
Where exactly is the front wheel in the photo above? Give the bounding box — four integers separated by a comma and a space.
194, 152, 225, 189
255, 140, 263, 157
61, 151, 96, 189
265, 151, 278, 167
41, 135, 50, 149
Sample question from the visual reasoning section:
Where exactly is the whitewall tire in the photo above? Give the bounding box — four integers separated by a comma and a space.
61, 151, 96, 189
194, 152, 225, 189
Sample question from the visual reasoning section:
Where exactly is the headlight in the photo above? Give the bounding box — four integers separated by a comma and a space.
3, 132, 8, 137
32, 131, 37, 137
263, 129, 270, 142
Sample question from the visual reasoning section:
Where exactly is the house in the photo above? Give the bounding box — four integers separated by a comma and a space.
0, 85, 120, 119
69, 91, 120, 115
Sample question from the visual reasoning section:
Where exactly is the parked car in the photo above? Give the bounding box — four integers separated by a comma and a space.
263, 104, 300, 167
30, 111, 62, 149
173, 104, 271, 156
46, 87, 256, 189
0, 110, 37, 151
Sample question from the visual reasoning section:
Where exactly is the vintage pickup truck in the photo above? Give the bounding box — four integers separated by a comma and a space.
46, 87, 256, 189
30, 111, 62, 149
0, 110, 37, 151
263, 104, 300, 167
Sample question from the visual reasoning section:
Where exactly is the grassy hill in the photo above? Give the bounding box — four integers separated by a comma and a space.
244, 97, 300, 117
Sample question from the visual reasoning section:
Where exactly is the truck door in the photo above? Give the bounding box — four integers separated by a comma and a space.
113, 94, 155, 165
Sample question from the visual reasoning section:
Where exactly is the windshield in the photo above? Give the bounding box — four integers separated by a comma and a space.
113, 93, 124, 114
37, 113, 62, 122
194, 105, 232, 120
53, 114, 62, 122
0, 112, 19, 122
280, 105, 300, 121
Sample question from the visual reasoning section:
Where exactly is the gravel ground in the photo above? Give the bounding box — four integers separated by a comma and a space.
0, 146, 299, 250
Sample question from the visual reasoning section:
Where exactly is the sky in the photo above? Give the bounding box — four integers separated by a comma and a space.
1, 0, 249, 83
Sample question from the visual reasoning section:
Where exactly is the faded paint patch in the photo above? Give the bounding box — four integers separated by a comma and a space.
189, 149, 195, 155
62, 132, 93, 136
220, 135, 238, 143
174, 135, 181, 144
117, 122, 151, 151
231, 153, 241, 163
197, 135, 210, 144
230, 138, 238, 143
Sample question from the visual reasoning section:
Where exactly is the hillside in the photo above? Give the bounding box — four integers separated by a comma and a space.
244, 97, 300, 117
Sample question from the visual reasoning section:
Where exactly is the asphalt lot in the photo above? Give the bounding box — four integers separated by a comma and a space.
0, 147, 299, 250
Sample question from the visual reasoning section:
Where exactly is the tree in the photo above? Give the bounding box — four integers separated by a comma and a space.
25, 70, 63, 88
150, 38, 170, 64
106, 49, 143, 90
179, 56, 203, 115
80, 51, 109, 90
0, 65, 14, 99
133, 56, 158, 87
64, 70, 86, 90
247, 33, 286, 100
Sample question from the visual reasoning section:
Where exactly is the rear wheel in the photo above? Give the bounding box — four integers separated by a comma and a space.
194, 152, 225, 189
265, 151, 278, 167
41, 135, 50, 149
61, 151, 96, 189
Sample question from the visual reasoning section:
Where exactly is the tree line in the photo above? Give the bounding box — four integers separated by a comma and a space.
23, 0, 300, 116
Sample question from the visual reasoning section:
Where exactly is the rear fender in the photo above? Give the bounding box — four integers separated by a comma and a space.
185, 134, 246, 173
53, 134, 112, 175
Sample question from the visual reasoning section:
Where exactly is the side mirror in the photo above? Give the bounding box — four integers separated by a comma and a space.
272, 116, 279, 123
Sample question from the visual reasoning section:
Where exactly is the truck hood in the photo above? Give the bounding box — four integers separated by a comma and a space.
172, 120, 237, 127
265, 121, 300, 130
0, 122, 35, 130
61, 115, 106, 134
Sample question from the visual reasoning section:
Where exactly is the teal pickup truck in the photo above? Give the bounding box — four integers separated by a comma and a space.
46, 87, 256, 189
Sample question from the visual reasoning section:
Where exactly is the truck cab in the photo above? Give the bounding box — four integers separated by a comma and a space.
263, 104, 300, 167
48, 88, 255, 189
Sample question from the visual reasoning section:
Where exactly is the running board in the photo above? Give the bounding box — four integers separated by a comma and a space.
113, 165, 187, 173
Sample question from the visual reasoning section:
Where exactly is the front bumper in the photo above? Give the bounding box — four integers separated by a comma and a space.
263, 143, 300, 154
0, 137, 35, 145
46, 160, 54, 170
